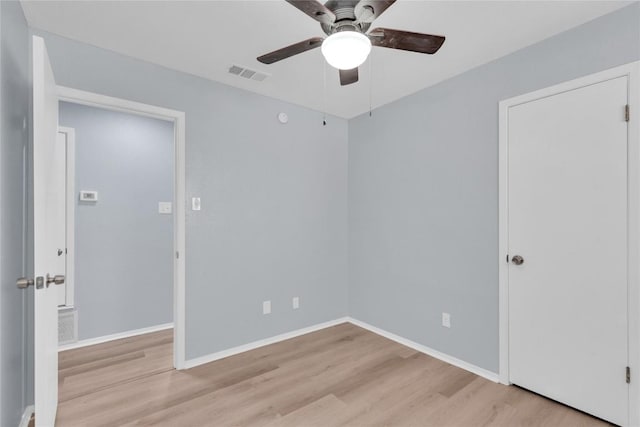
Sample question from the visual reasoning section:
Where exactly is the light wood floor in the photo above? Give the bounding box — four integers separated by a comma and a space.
57, 323, 611, 426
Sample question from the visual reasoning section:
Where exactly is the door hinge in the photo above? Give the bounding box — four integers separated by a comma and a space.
626, 366, 631, 384
176, 251, 179, 259
625, 105, 630, 122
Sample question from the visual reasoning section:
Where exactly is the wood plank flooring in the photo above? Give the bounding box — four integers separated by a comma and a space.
57, 323, 612, 426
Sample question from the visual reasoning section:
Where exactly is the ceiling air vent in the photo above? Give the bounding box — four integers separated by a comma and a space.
228, 64, 270, 82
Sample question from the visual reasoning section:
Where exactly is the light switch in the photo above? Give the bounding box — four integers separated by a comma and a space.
442, 313, 451, 328
192, 197, 201, 211
158, 202, 172, 214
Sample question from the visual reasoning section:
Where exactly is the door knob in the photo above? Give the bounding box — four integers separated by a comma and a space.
16, 277, 34, 289
511, 255, 524, 265
46, 274, 65, 287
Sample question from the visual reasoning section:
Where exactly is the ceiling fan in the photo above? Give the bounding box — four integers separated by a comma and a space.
257, 0, 446, 86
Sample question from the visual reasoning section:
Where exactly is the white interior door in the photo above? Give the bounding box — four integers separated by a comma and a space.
508, 76, 629, 425
33, 35, 63, 427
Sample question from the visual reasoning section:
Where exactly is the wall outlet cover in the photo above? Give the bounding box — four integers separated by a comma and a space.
158, 202, 172, 214
263, 300, 271, 315
442, 312, 451, 328
192, 197, 201, 211
158, 202, 172, 215
79, 190, 98, 202
292, 297, 300, 309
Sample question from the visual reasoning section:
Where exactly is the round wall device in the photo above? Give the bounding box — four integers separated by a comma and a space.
278, 112, 289, 124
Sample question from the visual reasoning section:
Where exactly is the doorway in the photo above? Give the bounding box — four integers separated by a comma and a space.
56, 87, 186, 370
499, 62, 640, 426
56, 103, 175, 351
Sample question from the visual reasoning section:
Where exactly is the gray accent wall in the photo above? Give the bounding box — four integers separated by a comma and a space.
348, 3, 640, 373
0, 1, 30, 425
59, 102, 174, 341
37, 30, 349, 359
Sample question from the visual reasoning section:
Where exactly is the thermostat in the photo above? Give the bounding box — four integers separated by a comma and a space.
79, 191, 98, 202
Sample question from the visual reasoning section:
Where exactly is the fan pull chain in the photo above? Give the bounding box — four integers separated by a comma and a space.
322, 59, 328, 126
368, 51, 373, 117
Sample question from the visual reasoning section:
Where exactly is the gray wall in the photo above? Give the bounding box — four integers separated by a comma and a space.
24, 1, 636, 390
59, 102, 174, 341
36, 30, 349, 360
0, 1, 30, 425
348, 3, 640, 373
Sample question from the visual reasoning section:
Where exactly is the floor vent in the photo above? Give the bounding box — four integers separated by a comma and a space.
228, 64, 269, 82
59, 308, 78, 345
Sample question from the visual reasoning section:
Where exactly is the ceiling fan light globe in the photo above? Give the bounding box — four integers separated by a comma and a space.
321, 31, 372, 70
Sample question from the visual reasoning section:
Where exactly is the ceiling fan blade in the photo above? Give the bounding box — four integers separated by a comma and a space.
354, 0, 397, 23
285, 0, 336, 25
369, 28, 445, 54
257, 37, 324, 64
339, 67, 359, 86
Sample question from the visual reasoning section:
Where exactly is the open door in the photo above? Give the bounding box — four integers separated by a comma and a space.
32, 35, 64, 427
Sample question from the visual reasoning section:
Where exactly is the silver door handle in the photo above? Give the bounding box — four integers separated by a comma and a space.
16, 277, 34, 289
46, 274, 65, 287
511, 255, 524, 265
17, 275, 64, 289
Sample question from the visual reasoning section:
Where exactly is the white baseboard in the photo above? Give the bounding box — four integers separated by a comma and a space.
183, 317, 350, 369
69, 317, 497, 384
347, 317, 500, 383
18, 405, 34, 427
58, 322, 174, 352
182, 316, 498, 383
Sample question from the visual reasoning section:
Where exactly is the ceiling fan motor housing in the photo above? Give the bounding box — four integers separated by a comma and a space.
321, 1, 371, 35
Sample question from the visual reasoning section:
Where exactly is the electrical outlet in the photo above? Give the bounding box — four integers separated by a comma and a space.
442, 312, 451, 328
292, 297, 300, 309
263, 300, 271, 315
79, 191, 98, 202
158, 202, 172, 214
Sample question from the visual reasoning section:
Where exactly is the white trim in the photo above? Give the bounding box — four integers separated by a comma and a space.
58, 86, 181, 123
183, 316, 499, 384
173, 109, 186, 370
498, 61, 640, 426
183, 318, 350, 369
347, 317, 500, 383
18, 405, 34, 427
58, 323, 173, 352
498, 77, 510, 386
59, 126, 75, 308
56, 85, 187, 369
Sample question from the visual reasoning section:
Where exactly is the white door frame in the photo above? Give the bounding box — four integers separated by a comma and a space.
57, 86, 187, 370
498, 61, 640, 426
59, 127, 75, 308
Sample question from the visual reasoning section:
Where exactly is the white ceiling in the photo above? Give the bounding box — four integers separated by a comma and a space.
21, 0, 631, 119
